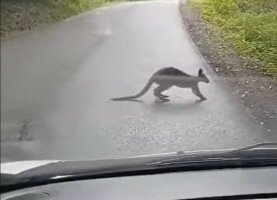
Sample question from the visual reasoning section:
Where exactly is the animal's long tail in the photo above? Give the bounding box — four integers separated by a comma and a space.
111, 77, 154, 101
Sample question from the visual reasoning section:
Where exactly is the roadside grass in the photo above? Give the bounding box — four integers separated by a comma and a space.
189, 0, 277, 76
1, 0, 121, 37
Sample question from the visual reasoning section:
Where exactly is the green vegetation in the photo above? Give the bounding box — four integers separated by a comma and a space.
1, 0, 120, 37
190, 0, 277, 76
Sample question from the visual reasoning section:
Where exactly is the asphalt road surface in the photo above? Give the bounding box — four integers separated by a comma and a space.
1, 0, 268, 162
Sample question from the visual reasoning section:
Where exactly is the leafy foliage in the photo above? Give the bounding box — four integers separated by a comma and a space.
191, 0, 277, 76
1, 0, 119, 37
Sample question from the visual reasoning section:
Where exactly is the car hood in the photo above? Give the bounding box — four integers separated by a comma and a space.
1, 160, 60, 175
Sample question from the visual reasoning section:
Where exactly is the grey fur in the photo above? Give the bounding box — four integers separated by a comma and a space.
111, 67, 209, 101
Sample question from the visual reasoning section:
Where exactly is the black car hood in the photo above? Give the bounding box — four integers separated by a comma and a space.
1, 145, 277, 193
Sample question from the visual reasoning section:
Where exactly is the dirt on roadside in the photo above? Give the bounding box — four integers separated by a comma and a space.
179, 0, 277, 135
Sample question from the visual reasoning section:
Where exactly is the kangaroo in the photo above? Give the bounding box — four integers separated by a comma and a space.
111, 67, 210, 102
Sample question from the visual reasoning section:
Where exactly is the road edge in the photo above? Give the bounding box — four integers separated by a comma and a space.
179, 0, 277, 135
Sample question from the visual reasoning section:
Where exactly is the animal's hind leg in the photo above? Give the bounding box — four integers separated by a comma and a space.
160, 94, 169, 98
154, 85, 171, 101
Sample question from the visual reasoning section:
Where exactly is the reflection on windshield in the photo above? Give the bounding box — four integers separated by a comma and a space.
1, 0, 276, 164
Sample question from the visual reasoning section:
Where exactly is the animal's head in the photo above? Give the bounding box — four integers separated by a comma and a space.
198, 68, 209, 83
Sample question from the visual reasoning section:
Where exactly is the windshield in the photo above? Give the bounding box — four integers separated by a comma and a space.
1, 0, 276, 167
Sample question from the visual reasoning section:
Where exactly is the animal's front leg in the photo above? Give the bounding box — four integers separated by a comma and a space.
192, 87, 206, 100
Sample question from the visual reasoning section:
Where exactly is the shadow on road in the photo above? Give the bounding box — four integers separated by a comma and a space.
111, 98, 205, 113
146, 99, 204, 113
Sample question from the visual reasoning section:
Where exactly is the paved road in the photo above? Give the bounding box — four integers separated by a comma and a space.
1, 0, 267, 162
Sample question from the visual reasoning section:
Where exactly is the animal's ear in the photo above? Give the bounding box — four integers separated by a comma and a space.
198, 68, 203, 76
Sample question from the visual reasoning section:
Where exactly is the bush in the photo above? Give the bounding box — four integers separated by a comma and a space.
191, 0, 277, 76
1, 0, 120, 37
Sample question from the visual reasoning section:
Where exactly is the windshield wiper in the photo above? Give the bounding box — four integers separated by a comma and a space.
1, 143, 277, 193
232, 142, 277, 152
150, 142, 277, 167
